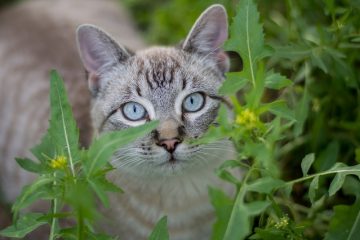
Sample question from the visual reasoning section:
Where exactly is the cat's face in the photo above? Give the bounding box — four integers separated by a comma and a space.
77, 5, 234, 177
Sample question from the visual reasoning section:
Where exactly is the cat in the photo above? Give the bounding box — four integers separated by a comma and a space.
0, 1, 236, 239
76, 5, 236, 240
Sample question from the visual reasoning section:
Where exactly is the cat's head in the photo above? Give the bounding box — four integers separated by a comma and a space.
76, 4, 234, 177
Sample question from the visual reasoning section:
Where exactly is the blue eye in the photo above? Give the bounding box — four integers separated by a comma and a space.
122, 102, 147, 121
183, 92, 205, 112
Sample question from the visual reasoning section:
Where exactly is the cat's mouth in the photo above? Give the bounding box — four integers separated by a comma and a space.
169, 155, 177, 163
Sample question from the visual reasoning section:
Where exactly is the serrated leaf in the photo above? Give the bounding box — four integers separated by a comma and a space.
148, 216, 169, 240
246, 200, 271, 216
86, 121, 158, 175
265, 72, 292, 90
225, 0, 264, 87
0, 213, 47, 238
247, 177, 285, 194
49, 70, 80, 171
31, 132, 56, 164
309, 175, 319, 204
329, 173, 346, 196
15, 158, 43, 173
219, 72, 248, 95
301, 153, 315, 176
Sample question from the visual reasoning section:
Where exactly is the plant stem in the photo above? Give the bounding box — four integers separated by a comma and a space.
49, 173, 58, 240
77, 210, 84, 240
223, 168, 254, 239
286, 168, 360, 186
245, 0, 256, 87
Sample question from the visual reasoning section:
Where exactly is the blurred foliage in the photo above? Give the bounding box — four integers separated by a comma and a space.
0, 0, 22, 8
122, 0, 238, 44
125, 0, 360, 239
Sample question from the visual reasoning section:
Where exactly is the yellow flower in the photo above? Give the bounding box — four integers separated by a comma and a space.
235, 109, 259, 129
274, 216, 289, 229
50, 155, 67, 169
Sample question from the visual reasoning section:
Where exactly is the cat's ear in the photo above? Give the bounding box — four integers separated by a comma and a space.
76, 24, 131, 94
182, 4, 229, 72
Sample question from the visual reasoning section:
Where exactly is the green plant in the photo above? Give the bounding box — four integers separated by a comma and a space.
201, 0, 360, 239
0, 71, 165, 239
123, 0, 237, 44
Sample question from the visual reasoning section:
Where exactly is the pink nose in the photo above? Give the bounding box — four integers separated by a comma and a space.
159, 139, 181, 153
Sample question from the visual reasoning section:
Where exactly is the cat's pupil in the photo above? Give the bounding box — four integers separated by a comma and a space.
190, 97, 194, 105
133, 105, 137, 113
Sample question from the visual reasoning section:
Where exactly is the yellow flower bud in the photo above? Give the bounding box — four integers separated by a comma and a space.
274, 216, 289, 229
49, 155, 67, 169
235, 109, 259, 130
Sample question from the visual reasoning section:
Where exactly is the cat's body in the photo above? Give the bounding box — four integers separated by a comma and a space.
0, 1, 235, 239
0, 0, 144, 202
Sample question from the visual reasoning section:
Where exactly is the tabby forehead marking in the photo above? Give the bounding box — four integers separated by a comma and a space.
137, 54, 181, 91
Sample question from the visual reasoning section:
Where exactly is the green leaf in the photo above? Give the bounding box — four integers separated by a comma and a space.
283, 183, 293, 198
329, 173, 346, 196
0, 213, 47, 238
223, 204, 251, 240
86, 121, 158, 175
219, 72, 249, 95
216, 169, 241, 185
310, 48, 328, 73
265, 72, 292, 90
48, 70, 80, 174
325, 200, 360, 240
247, 177, 285, 194
64, 180, 97, 220
301, 153, 315, 176
309, 175, 319, 204
267, 100, 295, 121
245, 200, 271, 216
209, 187, 233, 240
274, 44, 311, 61
148, 216, 169, 240
355, 148, 360, 164
218, 160, 242, 171
225, 0, 264, 87
12, 176, 54, 218
88, 177, 122, 208
15, 158, 43, 173
314, 141, 339, 171
245, 62, 265, 108
294, 64, 310, 137
31, 132, 56, 164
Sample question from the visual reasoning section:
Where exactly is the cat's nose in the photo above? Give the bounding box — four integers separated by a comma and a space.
158, 139, 181, 153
